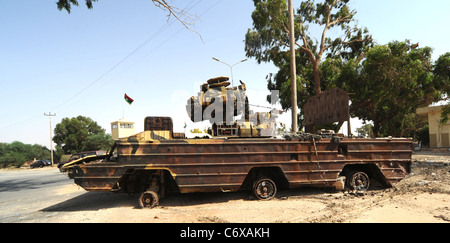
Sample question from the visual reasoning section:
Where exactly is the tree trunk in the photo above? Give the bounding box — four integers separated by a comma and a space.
373, 119, 381, 138
312, 61, 322, 94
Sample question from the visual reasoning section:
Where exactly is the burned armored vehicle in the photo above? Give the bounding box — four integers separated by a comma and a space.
63, 77, 412, 208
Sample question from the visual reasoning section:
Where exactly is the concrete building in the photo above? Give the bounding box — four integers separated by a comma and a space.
416, 105, 450, 147
111, 119, 135, 140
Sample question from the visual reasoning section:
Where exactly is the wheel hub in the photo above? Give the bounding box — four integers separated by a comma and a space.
254, 179, 277, 200
139, 190, 159, 208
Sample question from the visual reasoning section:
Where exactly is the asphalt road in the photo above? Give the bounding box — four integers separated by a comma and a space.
0, 167, 86, 222
0, 167, 143, 223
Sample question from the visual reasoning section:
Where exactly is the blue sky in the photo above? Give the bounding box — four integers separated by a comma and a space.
0, 0, 449, 148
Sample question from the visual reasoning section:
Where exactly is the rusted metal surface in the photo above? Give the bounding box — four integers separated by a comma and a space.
304, 87, 350, 126
144, 117, 173, 133
65, 132, 412, 195
144, 117, 175, 140
62, 81, 412, 205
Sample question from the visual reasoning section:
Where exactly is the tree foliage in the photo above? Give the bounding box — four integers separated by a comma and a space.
56, 0, 98, 13
53, 116, 113, 154
246, 0, 449, 137
0, 142, 51, 168
245, 0, 372, 95
336, 40, 449, 137
56, 0, 197, 32
356, 123, 374, 138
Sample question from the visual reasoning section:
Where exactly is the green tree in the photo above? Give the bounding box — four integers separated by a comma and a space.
416, 124, 429, 147
356, 123, 374, 138
337, 41, 449, 137
245, 0, 372, 130
0, 142, 51, 168
434, 52, 450, 95
53, 116, 113, 154
245, 0, 372, 96
85, 133, 114, 151
434, 53, 450, 124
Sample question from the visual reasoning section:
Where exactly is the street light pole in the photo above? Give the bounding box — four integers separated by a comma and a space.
212, 57, 248, 86
44, 112, 56, 165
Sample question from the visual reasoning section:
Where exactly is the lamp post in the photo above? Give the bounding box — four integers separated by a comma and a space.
212, 57, 248, 86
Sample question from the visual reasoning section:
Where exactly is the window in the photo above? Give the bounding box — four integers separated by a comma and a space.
120, 123, 134, 129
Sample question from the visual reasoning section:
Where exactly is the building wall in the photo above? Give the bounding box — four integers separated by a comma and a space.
427, 110, 450, 147
111, 120, 135, 140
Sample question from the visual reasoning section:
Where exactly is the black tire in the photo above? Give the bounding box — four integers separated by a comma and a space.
138, 190, 159, 208
346, 171, 370, 192
253, 177, 277, 200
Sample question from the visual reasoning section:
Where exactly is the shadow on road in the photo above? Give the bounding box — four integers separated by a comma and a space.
159, 187, 339, 207
0, 177, 66, 192
41, 192, 137, 212
40, 191, 248, 211
41, 187, 340, 212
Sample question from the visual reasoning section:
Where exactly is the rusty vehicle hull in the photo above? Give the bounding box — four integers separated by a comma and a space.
66, 133, 412, 204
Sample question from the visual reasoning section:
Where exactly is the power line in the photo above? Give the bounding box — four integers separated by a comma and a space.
0, 115, 42, 131
2, 2, 188, 131
0, 0, 223, 132
53, 0, 203, 112
112, 0, 223, 78
52, 18, 174, 112
75, 0, 223, 103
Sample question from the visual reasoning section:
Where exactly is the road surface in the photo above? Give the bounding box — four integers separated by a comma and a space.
0, 167, 84, 222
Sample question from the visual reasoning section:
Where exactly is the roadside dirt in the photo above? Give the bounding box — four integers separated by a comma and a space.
38, 151, 450, 223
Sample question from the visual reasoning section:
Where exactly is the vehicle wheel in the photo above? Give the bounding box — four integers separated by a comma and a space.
346, 171, 370, 192
138, 190, 159, 208
253, 178, 277, 200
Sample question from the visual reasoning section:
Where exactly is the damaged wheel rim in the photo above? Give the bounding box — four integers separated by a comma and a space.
139, 190, 159, 208
254, 178, 277, 200
350, 172, 370, 192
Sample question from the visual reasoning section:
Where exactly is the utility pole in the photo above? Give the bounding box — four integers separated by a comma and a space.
44, 112, 56, 165
288, 0, 298, 133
